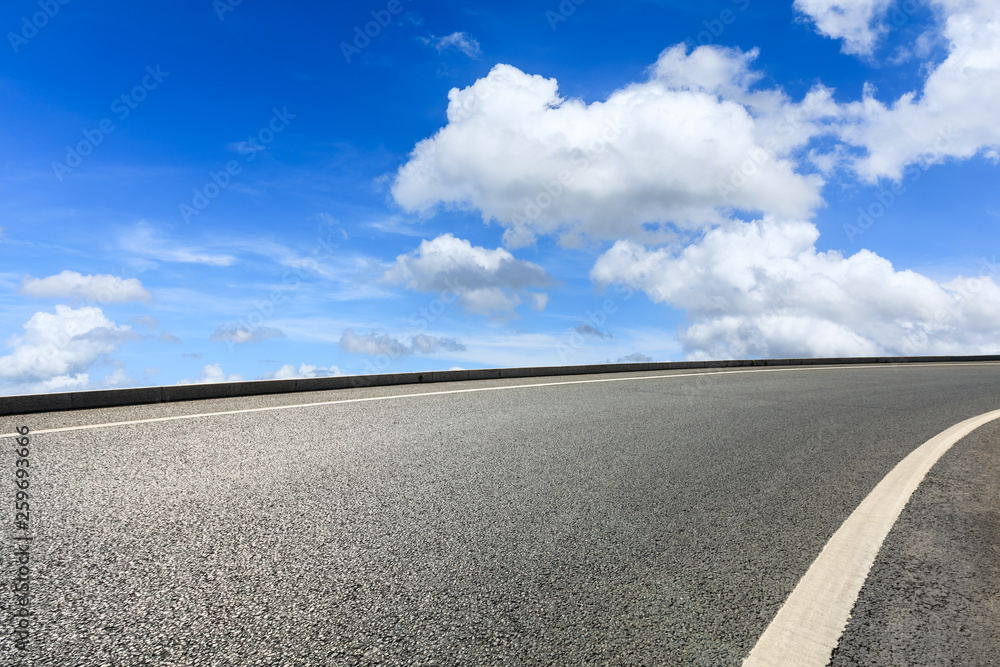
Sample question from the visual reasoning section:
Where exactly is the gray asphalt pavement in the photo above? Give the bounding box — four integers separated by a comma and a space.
830, 413, 1000, 666
2, 363, 999, 665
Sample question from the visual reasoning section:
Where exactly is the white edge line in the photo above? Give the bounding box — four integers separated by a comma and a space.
743, 407, 1000, 666
1, 361, 997, 440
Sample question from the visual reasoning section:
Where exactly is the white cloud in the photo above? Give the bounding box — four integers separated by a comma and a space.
394, 15, 1000, 224
223, 236, 376, 283
423, 31, 482, 58
178, 363, 245, 385
21, 270, 152, 303
365, 215, 429, 237
341, 330, 408, 357
210, 325, 286, 344
261, 363, 346, 380
339, 329, 466, 357
394, 19, 1000, 225
97, 367, 133, 389
381, 234, 551, 316
836, 0, 1000, 181
0, 305, 137, 394
592, 216, 1000, 359
120, 222, 236, 266
388, 13, 999, 364
794, 0, 896, 55
392, 46, 832, 247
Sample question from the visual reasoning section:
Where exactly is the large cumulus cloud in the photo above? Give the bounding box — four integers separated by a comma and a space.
592, 217, 1000, 359
392, 46, 832, 248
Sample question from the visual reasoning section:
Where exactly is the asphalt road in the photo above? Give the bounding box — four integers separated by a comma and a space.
830, 414, 1000, 666
2, 363, 999, 665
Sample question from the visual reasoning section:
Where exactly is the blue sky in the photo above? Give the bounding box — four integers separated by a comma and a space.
1, 0, 999, 393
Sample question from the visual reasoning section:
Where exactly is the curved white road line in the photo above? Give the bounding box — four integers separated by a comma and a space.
744, 407, 1000, 666
0, 362, 997, 439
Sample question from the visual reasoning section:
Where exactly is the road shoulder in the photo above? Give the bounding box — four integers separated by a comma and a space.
830, 418, 1000, 665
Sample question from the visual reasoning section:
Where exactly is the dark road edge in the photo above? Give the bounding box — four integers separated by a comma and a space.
3, 355, 999, 417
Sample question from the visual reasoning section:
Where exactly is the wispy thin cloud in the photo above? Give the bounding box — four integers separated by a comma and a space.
421, 31, 482, 59
210, 324, 286, 344
119, 222, 236, 267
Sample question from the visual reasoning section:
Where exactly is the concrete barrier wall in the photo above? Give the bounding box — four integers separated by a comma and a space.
2, 355, 998, 416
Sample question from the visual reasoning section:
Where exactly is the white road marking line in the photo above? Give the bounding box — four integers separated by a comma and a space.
743, 407, 1000, 667
1, 361, 997, 440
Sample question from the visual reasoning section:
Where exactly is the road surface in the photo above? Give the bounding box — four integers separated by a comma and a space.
2, 363, 998, 665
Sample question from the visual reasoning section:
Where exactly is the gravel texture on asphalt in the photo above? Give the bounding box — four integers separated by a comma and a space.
829, 414, 1000, 666
1, 364, 999, 665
